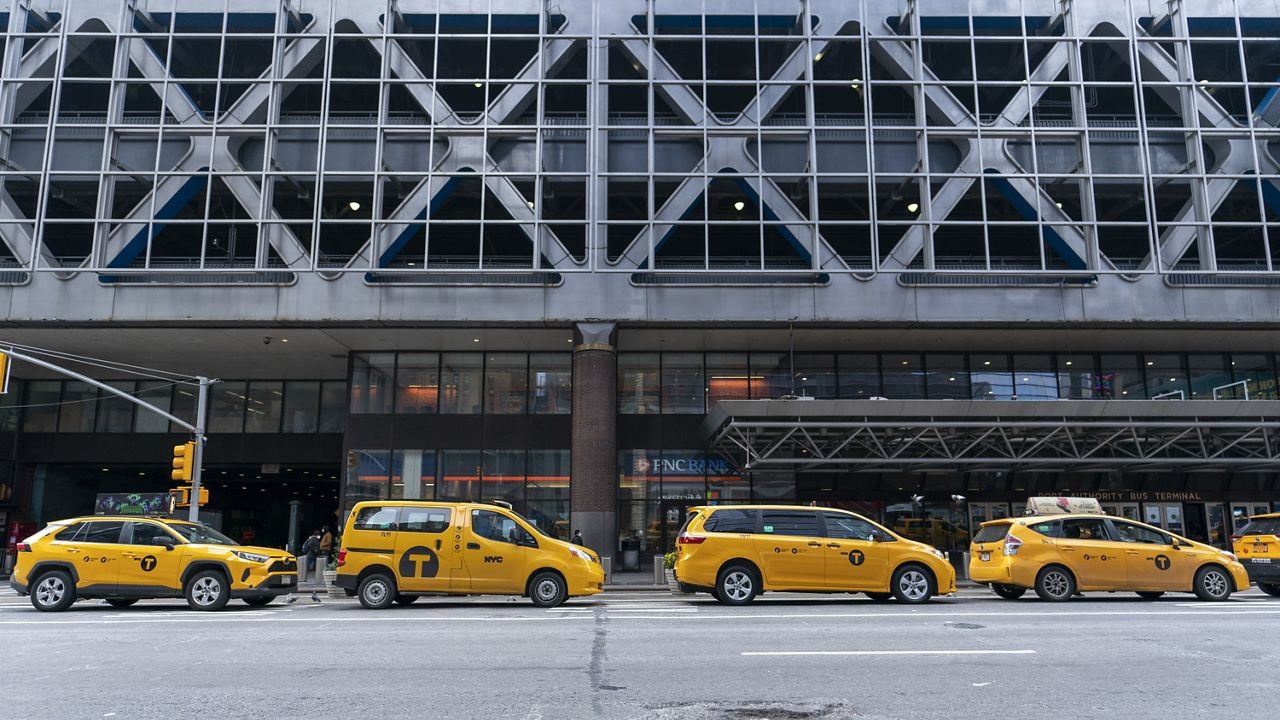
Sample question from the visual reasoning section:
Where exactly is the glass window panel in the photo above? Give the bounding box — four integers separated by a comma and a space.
618, 353, 661, 414
530, 353, 572, 415
661, 353, 705, 414
395, 353, 439, 415
881, 354, 925, 399
134, 381, 174, 433
527, 450, 570, 502
95, 381, 136, 433
619, 450, 660, 504
838, 354, 880, 398
925, 354, 969, 399
0, 380, 20, 432
1145, 354, 1189, 399
749, 353, 790, 399
1234, 354, 1277, 399
439, 450, 483, 500
708, 463, 750, 501
440, 353, 483, 414
390, 449, 437, 500
23, 381, 60, 432
794, 354, 837, 399
706, 353, 750, 404
282, 381, 320, 433
208, 381, 247, 433
350, 353, 395, 414
345, 450, 391, 506
319, 382, 346, 432
483, 449, 526, 504
245, 381, 284, 433
752, 471, 796, 501
1099, 354, 1145, 398
524, 500, 569, 540
617, 500, 659, 556
58, 381, 97, 432
484, 353, 528, 415
1057, 354, 1099, 399
1013, 355, 1058, 400
1188, 354, 1233, 399
170, 385, 197, 432
659, 450, 707, 501
970, 354, 1013, 399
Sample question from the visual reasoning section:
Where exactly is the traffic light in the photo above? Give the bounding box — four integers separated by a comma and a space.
171, 441, 196, 482
168, 486, 209, 510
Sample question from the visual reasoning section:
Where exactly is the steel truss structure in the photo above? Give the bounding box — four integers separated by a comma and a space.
704, 400, 1280, 472
0, 0, 1277, 284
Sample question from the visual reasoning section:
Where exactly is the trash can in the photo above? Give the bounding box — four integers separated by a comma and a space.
952, 551, 970, 582
621, 537, 641, 571
653, 554, 666, 585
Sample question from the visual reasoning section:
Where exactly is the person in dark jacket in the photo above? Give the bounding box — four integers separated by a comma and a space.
571, 530, 585, 546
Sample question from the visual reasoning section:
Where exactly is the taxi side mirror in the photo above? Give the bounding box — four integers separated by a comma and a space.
1169, 537, 1181, 550
152, 536, 176, 551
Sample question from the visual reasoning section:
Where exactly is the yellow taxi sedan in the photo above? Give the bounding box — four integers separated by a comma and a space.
1232, 512, 1280, 597
971, 512, 1249, 601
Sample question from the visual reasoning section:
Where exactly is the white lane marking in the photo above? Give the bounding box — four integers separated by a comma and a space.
743, 649, 1037, 657
607, 608, 698, 613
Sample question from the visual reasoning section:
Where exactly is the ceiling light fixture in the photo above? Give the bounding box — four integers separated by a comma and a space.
906, 202, 920, 213
348, 201, 361, 212
474, 82, 483, 88
814, 51, 824, 62
733, 200, 745, 212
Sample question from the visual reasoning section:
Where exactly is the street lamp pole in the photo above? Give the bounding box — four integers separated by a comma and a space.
189, 376, 210, 522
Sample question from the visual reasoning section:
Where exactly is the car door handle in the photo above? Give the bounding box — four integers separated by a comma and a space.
1060, 547, 1077, 552
826, 543, 841, 549
435, 539, 442, 551
808, 542, 822, 548
467, 542, 481, 550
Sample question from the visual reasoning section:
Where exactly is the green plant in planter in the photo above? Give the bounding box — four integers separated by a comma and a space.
663, 552, 676, 570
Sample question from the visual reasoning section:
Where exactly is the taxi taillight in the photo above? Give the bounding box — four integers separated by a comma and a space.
1229, 535, 1242, 543
677, 534, 705, 545
336, 548, 347, 567
1002, 533, 1023, 556
16, 542, 30, 552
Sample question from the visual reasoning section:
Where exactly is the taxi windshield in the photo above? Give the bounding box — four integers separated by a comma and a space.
167, 523, 238, 546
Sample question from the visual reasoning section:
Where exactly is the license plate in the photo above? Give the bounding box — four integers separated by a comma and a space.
980, 552, 991, 562
280, 575, 295, 584
1253, 544, 1268, 554
1251, 558, 1272, 564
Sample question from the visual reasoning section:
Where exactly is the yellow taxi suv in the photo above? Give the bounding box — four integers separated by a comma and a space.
672, 505, 957, 604
9, 516, 298, 612
971, 511, 1249, 602
1232, 512, 1280, 597
336, 501, 605, 609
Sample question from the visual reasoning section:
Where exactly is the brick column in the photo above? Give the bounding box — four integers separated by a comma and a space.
570, 322, 617, 559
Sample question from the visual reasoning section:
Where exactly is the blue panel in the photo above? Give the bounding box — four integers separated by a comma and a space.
107, 173, 209, 269
1261, 180, 1280, 219
377, 177, 463, 268
985, 170, 1086, 270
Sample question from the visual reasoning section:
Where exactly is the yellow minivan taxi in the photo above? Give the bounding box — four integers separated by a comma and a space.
970, 513, 1250, 601
1232, 512, 1280, 597
336, 500, 604, 608
673, 505, 957, 604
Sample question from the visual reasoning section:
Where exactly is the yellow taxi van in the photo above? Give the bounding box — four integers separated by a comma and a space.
672, 504, 957, 604
336, 500, 604, 608
970, 498, 1249, 602
1232, 512, 1280, 596
9, 515, 297, 611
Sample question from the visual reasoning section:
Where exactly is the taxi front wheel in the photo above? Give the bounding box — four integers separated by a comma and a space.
890, 565, 935, 603
529, 571, 567, 608
185, 570, 231, 611
1193, 565, 1232, 601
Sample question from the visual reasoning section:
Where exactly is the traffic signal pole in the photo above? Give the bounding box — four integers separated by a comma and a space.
189, 377, 210, 522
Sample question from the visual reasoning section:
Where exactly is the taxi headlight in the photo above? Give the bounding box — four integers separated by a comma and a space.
568, 546, 593, 562
233, 550, 270, 563
1220, 550, 1238, 562
931, 549, 946, 560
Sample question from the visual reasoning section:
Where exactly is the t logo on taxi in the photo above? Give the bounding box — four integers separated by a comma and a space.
1154, 555, 1172, 571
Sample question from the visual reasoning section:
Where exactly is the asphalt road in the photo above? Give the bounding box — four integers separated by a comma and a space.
2, 585, 1278, 720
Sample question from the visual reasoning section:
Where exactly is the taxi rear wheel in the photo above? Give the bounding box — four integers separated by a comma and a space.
529, 571, 568, 608
890, 564, 935, 603
991, 584, 1026, 600
185, 570, 231, 611
1136, 591, 1165, 600
394, 595, 419, 606
1193, 565, 1232, 601
30, 570, 76, 612
357, 573, 397, 610
1259, 582, 1280, 597
242, 597, 274, 607
865, 592, 893, 602
1034, 566, 1076, 602
105, 598, 138, 608
716, 565, 759, 605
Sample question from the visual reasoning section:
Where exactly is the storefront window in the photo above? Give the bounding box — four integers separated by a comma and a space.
1234, 353, 1278, 399
282, 381, 320, 433
485, 354, 528, 415
925, 354, 968, 399
748, 353, 790, 399
708, 464, 750, 501
440, 353, 483, 414
319, 381, 346, 432
970, 354, 1013, 399
395, 353, 440, 414
527, 450, 570, 503
881, 354, 924, 399
1144, 354, 1188, 399
619, 449, 660, 504
58, 381, 97, 432
661, 353, 705, 414
439, 450, 483, 500
350, 353, 395, 414
530, 353, 572, 414
524, 500, 569, 539
751, 471, 796, 501
1013, 355, 1057, 400
658, 450, 709, 501
345, 450, 391, 505
618, 353, 661, 414
837, 354, 880, 398
134, 381, 173, 433
23, 381, 59, 432
390, 449, 436, 500
1099, 354, 1145, 398
794, 354, 837, 399
706, 353, 750, 404
483, 449, 526, 504
245, 381, 284, 433
94, 381, 136, 433
209, 381, 247, 433
1057, 354, 1099, 398
1187, 353, 1232, 399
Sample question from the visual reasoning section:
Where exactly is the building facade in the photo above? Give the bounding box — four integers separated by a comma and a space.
1, 0, 1279, 564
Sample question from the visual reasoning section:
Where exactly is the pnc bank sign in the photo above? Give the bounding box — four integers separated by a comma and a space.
634, 454, 732, 476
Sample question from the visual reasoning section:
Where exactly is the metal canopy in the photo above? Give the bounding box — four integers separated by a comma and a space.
702, 400, 1280, 473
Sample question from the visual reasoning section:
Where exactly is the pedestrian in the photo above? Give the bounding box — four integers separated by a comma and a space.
320, 525, 333, 560
299, 529, 322, 583
571, 529, 585, 546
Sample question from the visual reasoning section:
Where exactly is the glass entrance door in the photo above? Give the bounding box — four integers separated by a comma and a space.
1101, 503, 1139, 521
1143, 503, 1184, 535
967, 502, 1010, 534
658, 501, 694, 554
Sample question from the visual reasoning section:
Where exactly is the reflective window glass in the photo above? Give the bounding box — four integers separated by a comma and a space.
95, 381, 136, 433
58, 382, 97, 432
282, 381, 320, 433
1188, 354, 1232, 399
395, 353, 440, 414
530, 353, 572, 414
245, 381, 283, 433
707, 353, 750, 404
209, 381, 247, 433
391, 449, 437, 500
748, 353, 790, 399
440, 353, 483, 414
1057, 354, 1099, 399
838, 354, 880, 398
350, 353, 395, 414
135, 381, 174, 433
485, 354, 528, 415
794, 354, 837, 399
1099, 354, 1145, 398
1144, 354, 1188, 400
925, 354, 968, 399
1013, 355, 1057, 399
1234, 354, 1277, 399
881, 354, 924, 399
759, 510, 821, 537
661, 353, 705, 413
619, 353, 661, 414
970, 354, 1013, 399
318, 382, 346, 432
